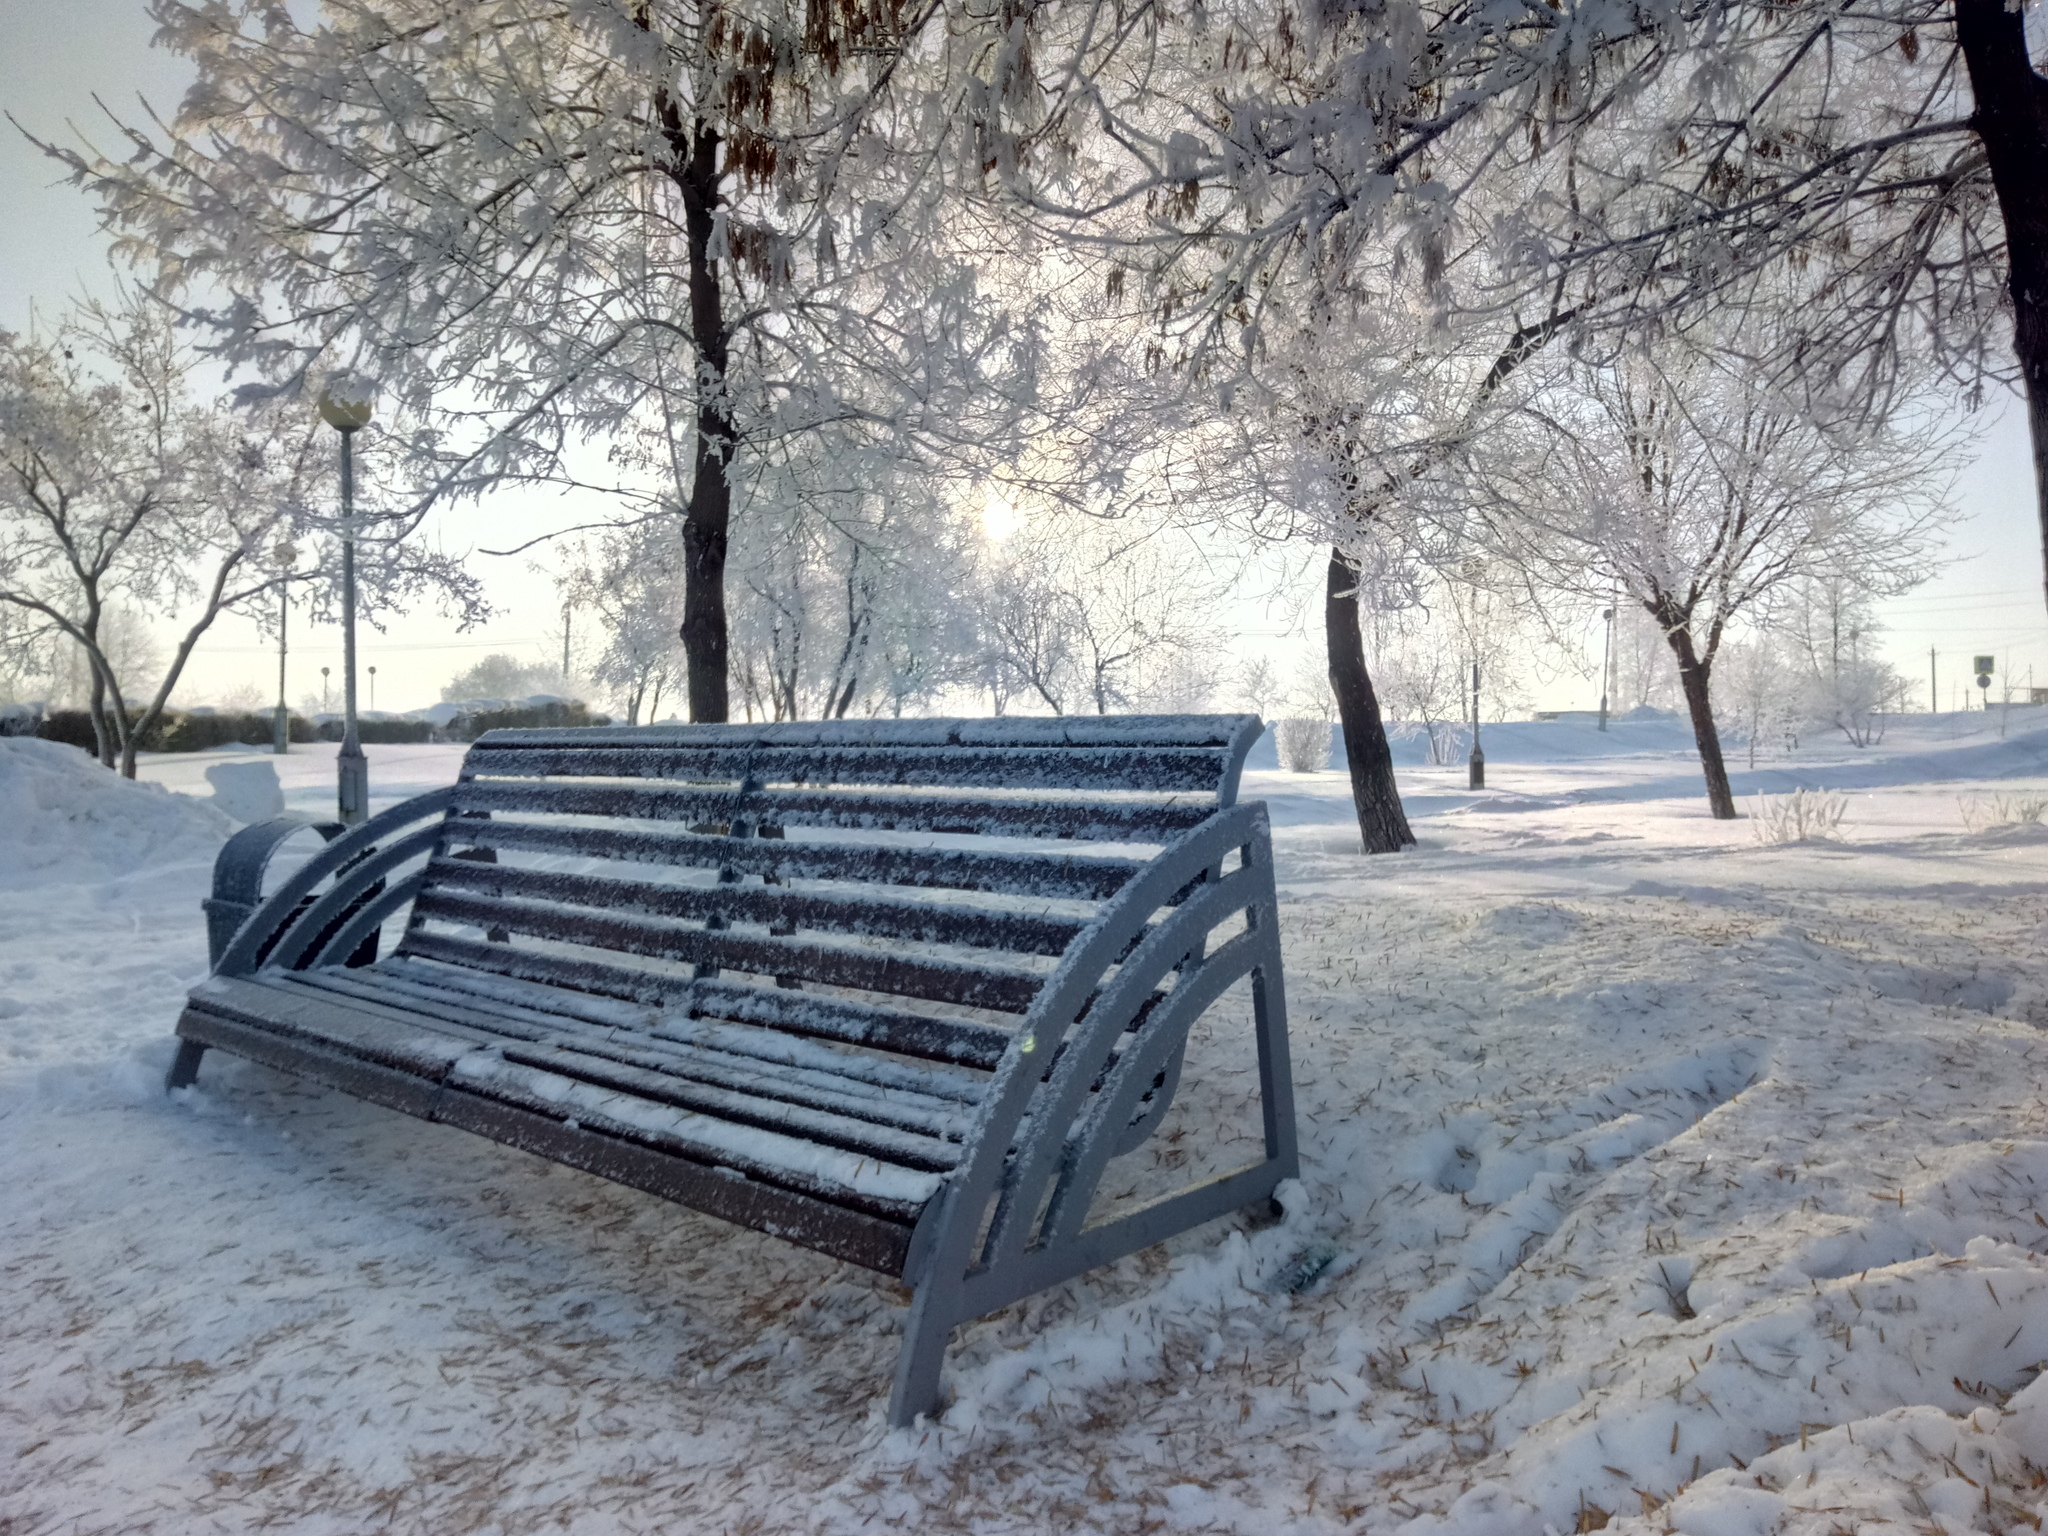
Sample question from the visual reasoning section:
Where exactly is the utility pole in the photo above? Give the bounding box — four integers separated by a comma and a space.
1930, 648, 1937, 715
1468, 660, 1486, 789
562, 601, 573, 682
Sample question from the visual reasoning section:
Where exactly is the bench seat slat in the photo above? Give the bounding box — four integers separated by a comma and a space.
406, 890, 1046, 1013
188, 974, 493, 1074
192, 975, 944, 1220
454, 780, 1214, 842
382, 956, 992, 1099
460, 744, 1237, 794
292, 968, 979, 1139
423, 858, 1087, 958
443, 1053, 943, 1218
173, 1006, 919, 1272
395, 933, 1016, 1069
443, 819, 1147, 901
461, 1040, 963, 1171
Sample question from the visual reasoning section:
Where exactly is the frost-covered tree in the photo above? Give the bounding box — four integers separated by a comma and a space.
559, 528, 686, 725
52, 0, 1044, 723
982, 0, 2042, 613
0, 294, 476, 775
1489, 324, 1955, 817
1372, 640, 1467, 767
1778, 577, 1915, 748
723, 451, 981, 722
440, 654, 580, 706
1714, 634, 1799, 768
974, 519, 1225, 718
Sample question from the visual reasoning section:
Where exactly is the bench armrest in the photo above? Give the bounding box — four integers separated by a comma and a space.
210, 788, 460, 977
203, 818, 346, 968
910, 801, 1293, 1285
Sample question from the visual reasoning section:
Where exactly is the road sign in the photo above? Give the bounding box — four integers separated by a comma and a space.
1974, 655, 1996, 674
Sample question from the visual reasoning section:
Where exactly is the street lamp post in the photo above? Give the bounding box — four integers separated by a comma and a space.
1598, 605, 1614, 732
321, 666, 330, 712
319, 389, 375, 826
368, 665, 377, 714
1468, 659, 1486, 790
272, 542, 296, 755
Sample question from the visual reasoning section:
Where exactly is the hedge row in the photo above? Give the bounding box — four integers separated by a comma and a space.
37, 709, 315, 753
443, 701, 608, 740
36, 702, 609, 753
311, 717, 438, 744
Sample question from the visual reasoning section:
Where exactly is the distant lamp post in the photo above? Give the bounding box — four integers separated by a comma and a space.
1468, 660, 1486, 790
272, 540, 298, 755
1598, 605, 1615, 732
318, 387, 375, 825
368, 665, 377, 714
321, 666, 331, 713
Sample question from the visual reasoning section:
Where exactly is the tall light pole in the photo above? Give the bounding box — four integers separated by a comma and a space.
1598, 605, 1615, 731
319, 389, 375, 825
1468, 659, 1486, 789
368, 665, 378, 714
272, 541, 297, 754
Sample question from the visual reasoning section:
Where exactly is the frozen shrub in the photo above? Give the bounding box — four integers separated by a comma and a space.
1274, 718, 1332, 773
1959, 793, 2048, 831
1751, 788, 1849, 844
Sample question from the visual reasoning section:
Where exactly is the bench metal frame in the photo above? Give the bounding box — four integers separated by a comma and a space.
166, 716, 1297, 1425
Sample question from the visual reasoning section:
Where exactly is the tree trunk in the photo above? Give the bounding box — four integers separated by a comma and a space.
1956, 0, 2048, 618
671, 120, 732, 723
87, 662, 112, 769
1665, 623, 1736, 819
1326, 550, 1415, 853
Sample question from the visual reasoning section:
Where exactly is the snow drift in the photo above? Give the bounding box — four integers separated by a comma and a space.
0, 737, 231, 885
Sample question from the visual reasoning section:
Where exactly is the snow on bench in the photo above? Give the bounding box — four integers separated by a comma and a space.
166, 715, 1300, 1424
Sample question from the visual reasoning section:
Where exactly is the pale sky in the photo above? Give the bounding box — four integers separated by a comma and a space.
3, 1, 2043, 719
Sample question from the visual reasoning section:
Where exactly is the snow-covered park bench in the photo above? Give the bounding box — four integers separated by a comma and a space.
166, 716, 1299, 1424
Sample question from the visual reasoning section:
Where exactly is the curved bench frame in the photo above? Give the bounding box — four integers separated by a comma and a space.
168, 727, 1296, 1426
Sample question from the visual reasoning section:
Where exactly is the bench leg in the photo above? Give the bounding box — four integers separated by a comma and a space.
886, 1287, 956, 1428
165, 1038, 208, 1091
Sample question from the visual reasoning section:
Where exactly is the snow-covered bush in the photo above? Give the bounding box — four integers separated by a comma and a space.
1751, 788, 1849, 844
1274, 718, 1333, 773
1959, 793, 2048, 831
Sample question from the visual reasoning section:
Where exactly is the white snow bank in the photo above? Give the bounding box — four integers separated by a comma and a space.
0, 738, 231, 885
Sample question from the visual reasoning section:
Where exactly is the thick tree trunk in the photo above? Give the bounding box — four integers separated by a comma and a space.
672, 121, 732, 723
1956, 0, 2048, 617
1326, 550, 1415, 853
1665, 624, 1736, 819
87, 664, 112, 769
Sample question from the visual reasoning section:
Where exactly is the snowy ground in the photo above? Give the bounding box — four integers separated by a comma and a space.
6, 714, 2048, 1534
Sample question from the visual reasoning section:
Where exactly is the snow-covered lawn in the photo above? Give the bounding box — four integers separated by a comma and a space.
6, 716, 2048, 1534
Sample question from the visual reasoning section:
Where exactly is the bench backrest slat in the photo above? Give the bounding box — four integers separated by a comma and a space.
462, 744, 1240, 794
399, 932, 1016, 1068
424, 857, 1088, 957
447, 818, 1149, 901
451, 780, 1218, 843
389, 714, 1261, 1067
411, 888, 1045, 1013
